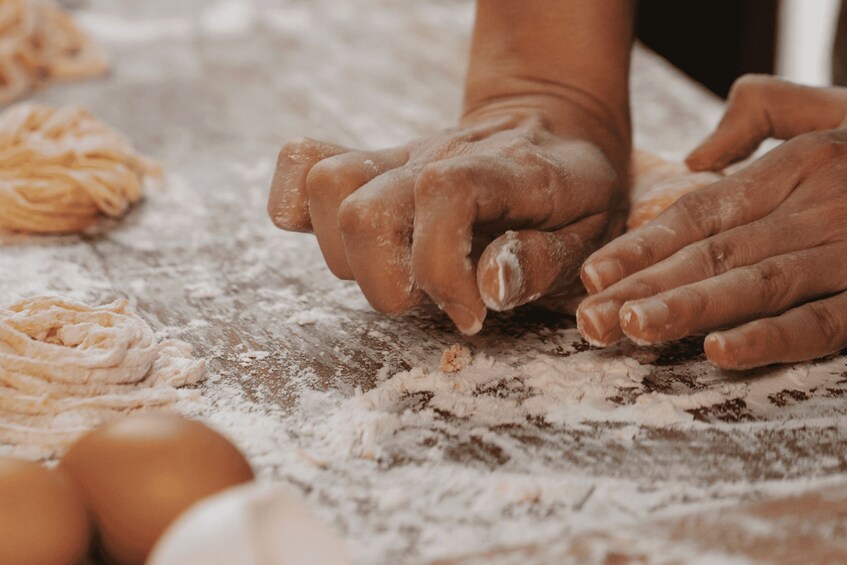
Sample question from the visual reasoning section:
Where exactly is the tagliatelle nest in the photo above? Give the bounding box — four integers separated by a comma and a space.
0, 296, 206, 455
0, 103, 161, 234
0, 0, 108, 105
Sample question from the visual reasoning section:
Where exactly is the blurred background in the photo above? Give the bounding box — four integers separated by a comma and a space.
638, 0, 842, 95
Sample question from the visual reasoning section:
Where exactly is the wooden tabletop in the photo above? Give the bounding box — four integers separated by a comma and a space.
2, 1, 846, 563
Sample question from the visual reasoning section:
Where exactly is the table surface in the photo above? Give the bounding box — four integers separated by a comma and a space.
3, 1, 847, 563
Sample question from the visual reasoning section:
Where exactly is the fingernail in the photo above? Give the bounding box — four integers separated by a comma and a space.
582, 259, 622, 294
704, 332, 744, 369
621, 299, 669, 332
576, 300, 621, 346
479, 250, 523, 312
704, 332, 725, 352
443, 302, 484, 336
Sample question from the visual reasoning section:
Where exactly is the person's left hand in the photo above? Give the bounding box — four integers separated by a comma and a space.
577, 75, 847, 369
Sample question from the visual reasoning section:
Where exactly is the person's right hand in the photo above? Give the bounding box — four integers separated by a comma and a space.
268, 103, 628, 334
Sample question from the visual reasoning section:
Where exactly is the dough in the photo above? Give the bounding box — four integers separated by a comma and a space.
627, 150, 723, 229
440, 343, 471, 373
0, 0, 108, 105
0, 296, 205, 455
0, 104, 160, 234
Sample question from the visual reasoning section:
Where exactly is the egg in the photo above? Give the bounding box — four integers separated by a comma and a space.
59, 413, 254, 565
148, 482, 351, 565
0, 457, 91, 565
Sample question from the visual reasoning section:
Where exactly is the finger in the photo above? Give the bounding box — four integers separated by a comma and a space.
704, 290, 847, 370
306, 148, 409, 279
412, 145, 617, 334
582, 138, 815, 294
338, 166, 426, 314
476, 213, 608, 311
687, 75, 847, 171
577, 208, 825, 345
619, 245, 847, 345
268, 138, 349, 232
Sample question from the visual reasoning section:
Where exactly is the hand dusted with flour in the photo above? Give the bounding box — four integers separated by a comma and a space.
0, 297, 205, 456
0, 104, 160, 234
269, 0, 635, 334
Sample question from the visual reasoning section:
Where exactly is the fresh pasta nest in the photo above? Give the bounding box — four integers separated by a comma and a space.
0, 103, 160, 234
0, 0, 108, 105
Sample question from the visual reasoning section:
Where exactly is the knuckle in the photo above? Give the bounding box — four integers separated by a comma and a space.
788, 131, 844, 163
695, 238, 736, 276
750, 261, 793, 311
277, 137, 317, 164
806, 302, 844, 348
670, 192, 711, 234
305, 156, 353, 199
756, 318, 792, 349
414, 162, 475, 203
337, 195, 374, 235
728, 74, 775, 101
627, 233, 656, 266
627, 275, 663, 299
338, 193, 399, 240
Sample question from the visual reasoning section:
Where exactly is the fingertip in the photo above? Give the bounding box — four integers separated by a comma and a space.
580, 262, 603, 294
268, 175, 311, 232
704, 332, 746, 370
684, 144, 724, 173
442, 302, 486, 335
477, 233, 524, 311
268, 137, 348, 232
618, 301, 640, 333
684, 149, 711, 172
581, 258, 623, 295
576, 300, 623, 347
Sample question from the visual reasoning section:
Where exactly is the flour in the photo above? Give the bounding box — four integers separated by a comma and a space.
200, 0, 257, 37
5, 1, 847, 563
198, 332, 847, 563
483, 231, 523, 311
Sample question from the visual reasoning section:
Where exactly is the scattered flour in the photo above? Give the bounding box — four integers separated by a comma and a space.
4, 1, 846, 563
199, 334, 847, 563
200, 0, 258, 36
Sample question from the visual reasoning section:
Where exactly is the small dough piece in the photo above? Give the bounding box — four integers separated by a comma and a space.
0, 104, 160, 234
627, 150, 723, 230
0, 0, 108, 104
440, 344, 471, 373
0, 296, 205, 455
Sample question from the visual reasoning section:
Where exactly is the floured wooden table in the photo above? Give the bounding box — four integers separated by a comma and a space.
2, 1, 846, 563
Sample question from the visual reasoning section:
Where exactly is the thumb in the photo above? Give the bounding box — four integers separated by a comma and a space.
686, 75, 847, 172
476, 213, 610, 312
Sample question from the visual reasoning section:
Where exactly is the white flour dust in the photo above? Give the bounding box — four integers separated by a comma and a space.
4, 1, 847, 562
199, 330, 847, 564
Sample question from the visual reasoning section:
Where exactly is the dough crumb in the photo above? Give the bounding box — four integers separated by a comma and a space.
440, 344, 472, 373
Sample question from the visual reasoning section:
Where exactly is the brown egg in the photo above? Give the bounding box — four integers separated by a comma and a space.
0, 457, 91, 565
59, 413, 254, 565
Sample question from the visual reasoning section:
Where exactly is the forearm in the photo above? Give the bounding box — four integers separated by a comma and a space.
461, 0, 634, 169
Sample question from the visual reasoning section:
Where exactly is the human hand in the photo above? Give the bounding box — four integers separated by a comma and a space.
268, 104, 626, 334
577, 75, 847, 369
